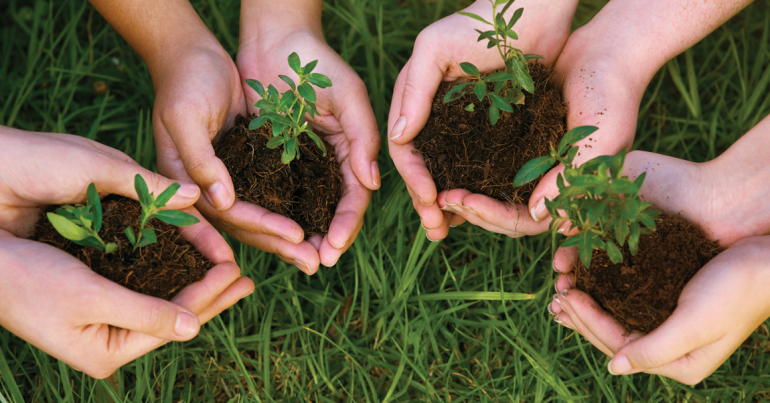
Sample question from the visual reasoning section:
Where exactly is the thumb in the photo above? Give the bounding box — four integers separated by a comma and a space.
96, 160, 201, 211
157, 115, 236, 212
527, 164, 564, 223
388, 47, 445, 145
608, 306, 717, 375
91, 276, 201, 341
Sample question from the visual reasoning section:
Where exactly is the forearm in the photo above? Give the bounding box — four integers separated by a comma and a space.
88, 0, 223, 79
574, 0, 751, 83
239, 0, 323, 47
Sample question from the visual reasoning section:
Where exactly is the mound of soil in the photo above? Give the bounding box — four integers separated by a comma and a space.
413, 63, 566, 204
33, 196, 212, 300
214, 115, 343, 236
575, 214, 721, 334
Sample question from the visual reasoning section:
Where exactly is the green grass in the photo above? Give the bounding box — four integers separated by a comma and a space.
3, 0, 770, 401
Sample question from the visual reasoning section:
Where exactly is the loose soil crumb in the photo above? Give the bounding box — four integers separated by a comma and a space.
575, 214, 721, 334
33, 196, 212, 300
214, 115, 343, 236
414, 63, 566, 204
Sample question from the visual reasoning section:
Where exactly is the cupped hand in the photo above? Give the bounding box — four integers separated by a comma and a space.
0, 127, 200, 237
388, 0, 579, 241
0, 210, 254, 379
549, 236, 770, 385
236, 29, 380, 269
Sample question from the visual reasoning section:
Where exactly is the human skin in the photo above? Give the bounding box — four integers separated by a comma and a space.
87, 0, 327, 274
404, 0, 752, 240
237, 0, 381, 268
387, 0, 579, 241
0, 127, 254, 379
549, 116, 770, 384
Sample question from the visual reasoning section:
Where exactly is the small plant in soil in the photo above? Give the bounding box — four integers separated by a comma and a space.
214, 52, 343, 236
413, 0, 565, 204
516, 134, 721, 333
245, 52, 331, 164
444, 0, 543, 123
47, 175, 200, 253
36, 176, 211, 300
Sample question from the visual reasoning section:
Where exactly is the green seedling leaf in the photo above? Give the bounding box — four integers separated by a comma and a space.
288, 52, 302, 75
475, 29, 496, 43
610, 149, 626, 178
578, 244, 593, 269
279, 75, 296, 91
306, 73, 332, 88
298, 82, 317, 103
443, 82, 470, 103
489, 104, 500, 125
305, 130, 327, 156
517, 68, 534, 94
513, 156, 556, 187
74, 236, 107, 250
303, 59, 318, 75
249, 115, 268, 130
464, 103, 475, 112
105, 243, 118, 254
271, 122, 286, 138
47, 212, 91, 241
500, 0, 516, 15
245, 79, 265, 96
486, 72, 512, 83
605, 241, 623, 264
153, 210, 200, 227
460, 62, 480, 78
279, 90, 297, 108
86, 183, 102, 233
506, 29, 518, 40
138, 227, 157, 247
134, 175, 151, 209
124, 226, 136, 245
629, 222, 640, 255
558, 126, 599, 155
508, 8, 524, 29
266, 135, 284, 149
254, 99, 276, 113
154, 182, 180, 208
524, 53, 545, 61
473, 81, 487, 102
267, 84, 280, 101
488, 93, 513, 112
456, 11, 492, 26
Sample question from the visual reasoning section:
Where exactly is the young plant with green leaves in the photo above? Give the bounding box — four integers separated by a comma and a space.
513, 126, 662, 268
443, 0, 543, 124
246, 52, 332, 164
47, 175, 200, 253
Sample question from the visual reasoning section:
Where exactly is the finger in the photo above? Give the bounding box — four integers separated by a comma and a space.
388, 46, 444, 144
171, 262, 243, 314
449, 213, 466, 228
554, 246, 578, 273
426, 211, 451, 242
555, 272, 575, 293
325, 161, 371, 251
459, 192, 551, 237
89, 275, 200, 342
155, 114, 235, 212
333, 80, 382, 191
198, 200, 305, 244
197, 276, 256, 324
552, 292, 617, 357
527, 164, 564, 223
407, 187, 444, 231
176, 207, 235, 264
95, 161, 200, 210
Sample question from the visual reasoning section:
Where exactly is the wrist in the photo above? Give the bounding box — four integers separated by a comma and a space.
239, 0, 323, 51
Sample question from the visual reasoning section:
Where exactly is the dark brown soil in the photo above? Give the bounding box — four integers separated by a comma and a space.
33, 196, 212, 300
575, 214, 721, 334
413, 63, 567, 204
214, 115, 343, 236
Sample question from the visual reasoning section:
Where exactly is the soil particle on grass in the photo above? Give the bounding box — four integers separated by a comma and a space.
413, 63, 566, 204
33, 196, 212, 300
575, 214, 721, 334
214, 115, 343, 236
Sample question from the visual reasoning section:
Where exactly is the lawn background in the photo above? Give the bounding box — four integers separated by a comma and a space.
3, 0, 770, 401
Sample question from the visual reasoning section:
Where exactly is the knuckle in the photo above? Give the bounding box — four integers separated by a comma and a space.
141, 301, 171, 335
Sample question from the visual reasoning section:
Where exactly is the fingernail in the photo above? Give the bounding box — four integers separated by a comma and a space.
553, 315, 563, 325
291, 260, 309, 274
176, 183, 200, 199
207, 182, 232, 211
530, 198, 547, 222
557, 227, 565, 234
450, 224, 457, 228
547, 303, 555, 316
389, 116, 406, 140
461, 203, 478, 215
175, 312, 199, 338
552, 259, 558, 272
553, 293, 562, 305
241, 290, 255, 299
281, 235, 300, 244
371, 162, 381, 188
426, 232, 439, 242
332, 239, 347, 249
608, 355, 632, 376
419, 196, 434, 207
560, 289, 568, 297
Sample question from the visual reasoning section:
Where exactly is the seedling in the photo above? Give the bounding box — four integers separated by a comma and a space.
443, 0, 543, 124
47, 175, 200, 253
513, 126, 662, 268
246, 52, 332, 164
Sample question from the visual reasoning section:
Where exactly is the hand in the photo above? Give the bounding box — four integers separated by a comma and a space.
0, 222, 253, 379
549, 236, 770, 385
388, 0, 579, 241
0, 127, 200, 237
236, 27, 380, 268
